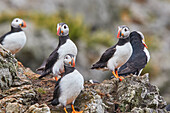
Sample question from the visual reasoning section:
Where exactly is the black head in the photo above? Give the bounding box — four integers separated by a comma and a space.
11, 18, 26, 28
117, 25, 130, 39
57, 23, 69, 36
130, 31, 148, 48
63, 54, 75, 67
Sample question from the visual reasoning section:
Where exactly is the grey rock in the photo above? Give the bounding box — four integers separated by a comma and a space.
117, 74, 167, 112
6, 102, 25, 113
0, 45, 38, 112
26, 103, 51, 113
0, 45, 17, 90
131, 107, 169, 113
73, 74, 168, 113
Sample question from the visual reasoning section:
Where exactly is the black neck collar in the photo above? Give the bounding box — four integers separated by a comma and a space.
64, 65, 75, 75
11, 26, 23, 32
117, 36, 130, 46
58, 35, 70, 46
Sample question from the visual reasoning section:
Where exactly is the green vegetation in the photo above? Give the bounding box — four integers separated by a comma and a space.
36, 87, 46, 94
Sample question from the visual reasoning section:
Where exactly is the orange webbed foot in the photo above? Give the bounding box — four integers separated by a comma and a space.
71, 105, 83, 113
18, 61, 23, 67
72, 110, 83, 113
55, 76, 58, 81
119, 76, 124, 82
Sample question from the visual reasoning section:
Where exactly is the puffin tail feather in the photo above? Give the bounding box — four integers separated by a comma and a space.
38, 71, 51, 79
36, 66, 45, 72
91, 63, 106, 69
51, 99, 59, 106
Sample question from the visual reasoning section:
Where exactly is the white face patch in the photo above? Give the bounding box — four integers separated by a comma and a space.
57, 23, 69, 36
121, 27, 130, 38
61, 24, 69, 36
11, 18, 23, 28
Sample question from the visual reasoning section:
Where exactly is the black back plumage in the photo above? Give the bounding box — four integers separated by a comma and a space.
38, 35, 70, 79
118, 31, 148, 76
0, 26, 22, 44
51, 65, 75, 106
91, 37, 130, 69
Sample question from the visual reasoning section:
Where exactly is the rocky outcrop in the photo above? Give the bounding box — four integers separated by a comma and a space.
0, 45, 17, 90
0, 45, 168, 113
26, 103, 51, 113
73, 74, 168, 113
0, 45, 39, 112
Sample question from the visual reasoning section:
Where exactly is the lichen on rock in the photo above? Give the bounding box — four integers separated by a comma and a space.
0, 45, 18, 90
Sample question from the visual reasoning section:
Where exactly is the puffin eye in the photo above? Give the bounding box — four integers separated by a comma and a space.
124, 28, 127, 32
64, 25, 67, 29
16, 20, 18, 22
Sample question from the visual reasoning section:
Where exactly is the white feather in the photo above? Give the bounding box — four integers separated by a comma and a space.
58, 70, 84, 106
52, 39, 77, 75
143, 47, 150, 63
107, 42, 132, 70
2, 31, 26, 54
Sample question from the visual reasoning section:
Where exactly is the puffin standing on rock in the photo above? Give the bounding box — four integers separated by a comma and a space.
51, 54, 84, 113
118, 31, 150, 76
37, 23, 78, 81
0, 18, 27, 55
91, 25, 132, 81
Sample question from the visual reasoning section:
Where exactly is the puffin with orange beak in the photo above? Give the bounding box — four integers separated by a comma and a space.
91, 25, 132, 81
38, 23, 78, 81
118, 31, 150, 76
0, 18, 27, 55
51, 54, 84, 113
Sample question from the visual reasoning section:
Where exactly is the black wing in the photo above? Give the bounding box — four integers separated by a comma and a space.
91, 45, 116, 69
0, 32, 11, 44
45, 49, 59, 71
51, 78, 62, 106
118, 52, 147, 76
38, 48, 59, 79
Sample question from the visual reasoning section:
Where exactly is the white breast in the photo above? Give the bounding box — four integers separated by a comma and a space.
143, 47, 150, 63
58, 70, 84, 106
52, 39, 78, 75
58, 39, 78, 58
107, 42, 132, 70
2, 31, 26, 54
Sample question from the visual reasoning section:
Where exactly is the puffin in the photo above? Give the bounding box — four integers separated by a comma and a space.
0, 18, 27, 55
91, 25, 133, 81
51, 54, 84, 113
118, 31, 150, 76
37, 23, 78, 81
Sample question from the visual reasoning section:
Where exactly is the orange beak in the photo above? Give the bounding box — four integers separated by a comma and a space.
142, 39, 148, 48
57, 26, 61, 36
117, 30, 121, 38
21, 20, 26, 28
71, 58, 75, 67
